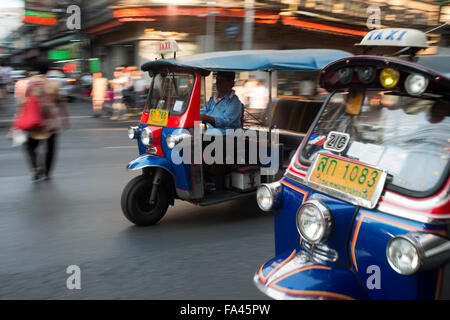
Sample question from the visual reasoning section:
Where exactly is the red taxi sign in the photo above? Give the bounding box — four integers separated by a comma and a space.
157, 40, 179, 55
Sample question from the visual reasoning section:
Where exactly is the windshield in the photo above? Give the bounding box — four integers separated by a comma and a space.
145, 71, 194, 116
301, 89, 450, 195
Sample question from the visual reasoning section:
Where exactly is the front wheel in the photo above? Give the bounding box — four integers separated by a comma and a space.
121, 175, 169, 226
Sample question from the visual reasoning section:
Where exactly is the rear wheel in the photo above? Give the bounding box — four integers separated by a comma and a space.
121, 175, 169, 226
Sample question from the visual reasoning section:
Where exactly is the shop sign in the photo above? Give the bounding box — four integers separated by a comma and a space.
23, 10, 57, 26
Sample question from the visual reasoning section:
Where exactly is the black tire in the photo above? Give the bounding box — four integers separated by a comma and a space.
121, 175, 169, 226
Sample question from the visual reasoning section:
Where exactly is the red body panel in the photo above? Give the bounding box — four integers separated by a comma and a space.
140, 72, 202, 128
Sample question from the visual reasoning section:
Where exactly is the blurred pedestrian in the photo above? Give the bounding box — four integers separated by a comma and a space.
14, 70, 30, 107
132, 70, 146, 110
15, 61, 69, 181
121, 66, 135, 110
110, 69, 126, 120
81, 73, 93, 97
0, 64, 7, 100
91, 72, 108, 117
248, 79, 269, 109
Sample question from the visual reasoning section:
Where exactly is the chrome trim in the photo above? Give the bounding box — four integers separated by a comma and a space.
302, 241, 339, 263
128, 126, 138, 140
253, 251, 325, 300
303, 152, 388, 209
253, 273, 323, 300
296, 199, 334, 244
402, 232, 450, 271
377, 203, 450, 225
146, 146, 158, 154
256, 181, 283, 212
284, 171, 305, 184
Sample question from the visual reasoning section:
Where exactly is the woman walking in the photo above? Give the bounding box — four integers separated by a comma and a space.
16, 62, 69, 181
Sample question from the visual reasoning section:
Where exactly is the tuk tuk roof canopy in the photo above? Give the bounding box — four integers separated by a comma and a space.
141, 49, 352, 74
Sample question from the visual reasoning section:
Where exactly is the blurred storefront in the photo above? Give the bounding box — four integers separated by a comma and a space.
82, 0, 447, 79
3, 0, 448, 80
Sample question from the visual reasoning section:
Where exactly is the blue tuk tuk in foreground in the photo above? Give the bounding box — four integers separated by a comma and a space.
121, 47, 351, 226
254, 28, 450, 299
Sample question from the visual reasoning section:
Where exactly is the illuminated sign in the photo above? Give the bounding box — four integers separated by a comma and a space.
48, 50, 70, 60
89, 59, 100, 73
23, 10, 57, 26
63, 64, 77, 73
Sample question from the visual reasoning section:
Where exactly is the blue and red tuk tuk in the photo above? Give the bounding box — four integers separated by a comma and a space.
254, 29, 450, 299
121, 47, 350, 226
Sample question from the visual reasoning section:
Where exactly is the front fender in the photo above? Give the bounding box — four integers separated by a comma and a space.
126, 154, 176, 179
254, 250, 367, 300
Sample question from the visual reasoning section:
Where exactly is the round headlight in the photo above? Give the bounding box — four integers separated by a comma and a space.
338, 67, 353, 85
405, 73, 428, 96
357, 66, 376, 84
166, 135, 178, 149
296, 200, 333, 244
386, 236, 421, 275
128, 127, 137, 140
379, 68, 400, 89
141, 127, 152, 146
256, 182, 282, 212
257, 185, 274, 211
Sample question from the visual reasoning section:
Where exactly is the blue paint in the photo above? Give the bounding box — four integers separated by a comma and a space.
260, 177, 445, 299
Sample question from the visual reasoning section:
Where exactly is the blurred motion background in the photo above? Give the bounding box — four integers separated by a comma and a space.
0, 0, 448, 102
0, 0, 449, 301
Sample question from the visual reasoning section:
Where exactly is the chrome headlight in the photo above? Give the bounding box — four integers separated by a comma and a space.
386, 232, 450, 275
166, 133, 191, 149
386, 236, 420, 275
296, 200, 333, 244
128, 126, 137, 140
256, 182, 282, 212
141, 127, 152, 146
405, 73, 428, 96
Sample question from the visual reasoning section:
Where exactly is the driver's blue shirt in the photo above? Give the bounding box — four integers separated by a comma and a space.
200, 90, 242, 130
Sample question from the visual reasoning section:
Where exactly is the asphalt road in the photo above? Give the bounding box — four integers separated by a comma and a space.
0, 95, 273, 300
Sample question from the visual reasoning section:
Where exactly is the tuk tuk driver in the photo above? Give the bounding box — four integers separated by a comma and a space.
200, 71, 243, 130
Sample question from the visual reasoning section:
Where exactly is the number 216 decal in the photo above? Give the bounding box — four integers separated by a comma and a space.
324, 131, 350, 152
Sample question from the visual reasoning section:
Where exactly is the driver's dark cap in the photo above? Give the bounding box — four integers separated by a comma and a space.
216, 71, 235, 81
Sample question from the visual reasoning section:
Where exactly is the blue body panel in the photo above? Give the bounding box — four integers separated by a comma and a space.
160, 127, 193, 192
126, 153, 175, 177
350, 209, 445, 299
256, 249, 366, 300
275, 178, 356, 267
131, 124, 192, 193
259, 176, 448, 300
